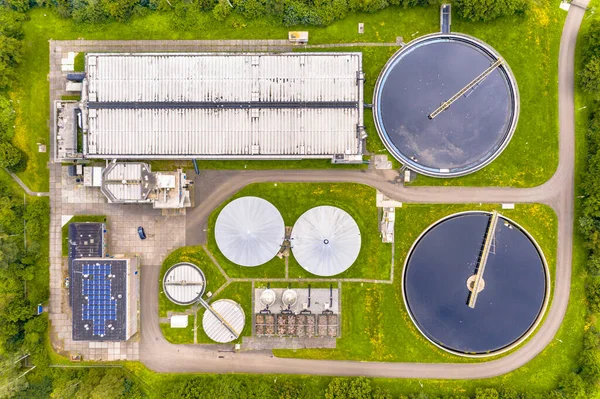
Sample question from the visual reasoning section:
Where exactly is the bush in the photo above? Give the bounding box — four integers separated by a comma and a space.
0, 96, 16, 142
580, 56, 600, 95
212, 0, 231, 21
455, 0, 528, 22
587, 279, 600, 313
0, 142, 23, 171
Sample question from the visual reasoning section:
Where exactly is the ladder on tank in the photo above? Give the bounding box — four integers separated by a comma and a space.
196, 297, 241, 339
428, 58, 504, 120
468, 211, 499, 309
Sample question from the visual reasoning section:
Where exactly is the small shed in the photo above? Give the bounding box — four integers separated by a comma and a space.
288, 31, 308, 44
171, 315, 189, 328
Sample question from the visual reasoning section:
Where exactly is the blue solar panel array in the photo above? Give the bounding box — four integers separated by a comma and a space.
81, 263, 117, 337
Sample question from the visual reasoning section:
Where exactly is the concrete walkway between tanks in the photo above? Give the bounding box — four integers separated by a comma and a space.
137, 1, 588, 377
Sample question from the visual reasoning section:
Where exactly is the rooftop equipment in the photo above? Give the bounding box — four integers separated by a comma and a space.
291, 206, 361, 276
215, 197, 285, 267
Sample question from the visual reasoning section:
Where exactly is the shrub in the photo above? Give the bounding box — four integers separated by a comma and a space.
213, 0, 231, 21
455, 0, 528, 22
580, 56, 600, 96
0, 142, 23, 171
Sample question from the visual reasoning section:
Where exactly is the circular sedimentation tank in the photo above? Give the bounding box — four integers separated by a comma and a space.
373, 33, 519, 177
202, 299, 246, 343
162, 262, 206, 305
402, 211, 549, 356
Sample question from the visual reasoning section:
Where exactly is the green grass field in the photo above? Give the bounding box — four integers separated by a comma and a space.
275, 202, 559, 364
206, 183, 392, 280
160, 318, 195, 345
13, 1, 563, 192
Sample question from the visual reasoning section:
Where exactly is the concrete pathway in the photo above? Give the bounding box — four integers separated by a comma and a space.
4, 168, 49, 196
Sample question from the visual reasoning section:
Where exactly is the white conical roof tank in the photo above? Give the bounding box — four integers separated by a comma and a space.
215, 196, 285, 267
291, 206, 361, 276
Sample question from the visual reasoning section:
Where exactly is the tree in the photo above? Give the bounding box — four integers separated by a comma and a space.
0, 141, 23, 171
0, 96, 16, 142
455, 0, 528, 22
212, 0, 231, 21
579, 56, 600, 95
587, 279, 600, 313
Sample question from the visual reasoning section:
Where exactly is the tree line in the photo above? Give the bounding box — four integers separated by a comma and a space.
0, 0, 529, 28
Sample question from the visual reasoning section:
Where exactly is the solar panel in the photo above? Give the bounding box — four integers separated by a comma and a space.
80, 262, 118, 337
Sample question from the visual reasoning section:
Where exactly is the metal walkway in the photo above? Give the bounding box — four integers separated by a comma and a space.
87, 101, 360, 110
440, 4, 451, 33
428, 58, 504, 120
197, 298, 241, 339
468, 211, 500, 308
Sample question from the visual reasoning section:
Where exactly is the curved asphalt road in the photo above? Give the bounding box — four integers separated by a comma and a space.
140, 1, 588, 377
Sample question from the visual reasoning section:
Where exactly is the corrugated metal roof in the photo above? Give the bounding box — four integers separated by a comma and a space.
83, 52, 363, 159
104, 163, 143, 180
163, 263, 206, 305
87, 108, 357, 156
202, 299, 246, 343
87, 53, 360, 103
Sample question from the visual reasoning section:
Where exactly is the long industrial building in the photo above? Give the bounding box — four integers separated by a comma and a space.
71, 52, 364, 163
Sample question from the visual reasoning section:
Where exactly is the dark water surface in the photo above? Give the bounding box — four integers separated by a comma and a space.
404, 213, 547, 354
375, 37, 515, 175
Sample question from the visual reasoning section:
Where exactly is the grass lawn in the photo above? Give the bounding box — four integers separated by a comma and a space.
160, 318, 195, 345
159, 246, 228, 318
60, 215, 106, 256
275, 202, 559, 364
206, 183, 392, 280
14, 1, 562, 193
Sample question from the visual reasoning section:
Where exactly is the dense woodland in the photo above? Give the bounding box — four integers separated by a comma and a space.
0, 0, 599, 398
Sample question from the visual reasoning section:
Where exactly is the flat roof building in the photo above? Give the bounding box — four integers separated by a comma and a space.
71, 258, 138, 341
76, 52, 364, 163
97, 162, 192, 210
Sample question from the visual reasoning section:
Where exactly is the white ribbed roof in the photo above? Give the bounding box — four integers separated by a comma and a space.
83, 52, 363, 159
202, 299, 245, 343
162, 263, 206, 305
86, 108, 357, 157
86, 53, 360, 103
291, 206, 361, 276
215, 197, 285, 267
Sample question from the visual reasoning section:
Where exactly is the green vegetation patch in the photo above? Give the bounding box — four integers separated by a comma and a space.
160, 318, 195, 345
60, 95, 81, 101
275, 203, 558, 365
159, 246, 227, 318
73, 52, 85, 72
207, 183, 392, 280
60, 215, 106, 256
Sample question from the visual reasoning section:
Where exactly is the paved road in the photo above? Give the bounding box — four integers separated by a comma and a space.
139, 2, 588, 377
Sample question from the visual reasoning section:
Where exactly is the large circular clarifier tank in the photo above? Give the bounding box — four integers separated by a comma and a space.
373, 33, 519, 177
402, 212, 549, 356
